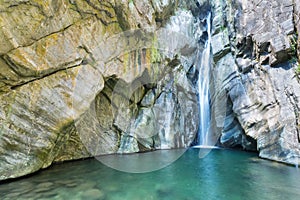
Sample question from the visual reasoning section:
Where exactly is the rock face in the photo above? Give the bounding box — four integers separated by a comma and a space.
211, 0, 300, 165
0, 0, 300, 181
0, 0, 200, 180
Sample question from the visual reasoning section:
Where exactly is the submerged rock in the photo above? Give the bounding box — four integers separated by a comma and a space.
81, 188, 105, 200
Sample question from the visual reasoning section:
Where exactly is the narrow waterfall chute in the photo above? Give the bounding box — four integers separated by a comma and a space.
194, 12, 228, 157
197, 12, 212, 148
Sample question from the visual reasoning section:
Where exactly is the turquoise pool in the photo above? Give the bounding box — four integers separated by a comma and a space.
1, 149, 300, 200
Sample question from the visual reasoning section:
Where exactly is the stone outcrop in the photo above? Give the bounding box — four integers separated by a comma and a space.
0, 0, 200, 180
211, 0, 300, 165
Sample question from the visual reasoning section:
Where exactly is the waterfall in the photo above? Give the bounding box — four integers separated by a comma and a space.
197, 13, 212, 147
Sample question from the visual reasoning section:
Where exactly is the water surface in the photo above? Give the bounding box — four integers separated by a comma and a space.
1, 149, 300, 200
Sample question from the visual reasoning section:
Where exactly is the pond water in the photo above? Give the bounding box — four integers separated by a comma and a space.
1, 148, 300, 200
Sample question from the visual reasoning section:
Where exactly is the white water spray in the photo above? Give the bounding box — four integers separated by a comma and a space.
197, 13, 212, 148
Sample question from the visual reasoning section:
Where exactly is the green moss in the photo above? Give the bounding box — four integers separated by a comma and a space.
220, 25, 227, 32
151, 48, 161, 63
295, 64, 300, 74
114, 3, 131, 30
150, 36, 161, 63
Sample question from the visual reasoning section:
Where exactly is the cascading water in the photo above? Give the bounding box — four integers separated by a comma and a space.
197, 13, 212, 147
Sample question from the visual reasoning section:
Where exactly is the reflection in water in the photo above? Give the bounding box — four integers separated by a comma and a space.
97, 149, 186, 173
1, 149, 300, 200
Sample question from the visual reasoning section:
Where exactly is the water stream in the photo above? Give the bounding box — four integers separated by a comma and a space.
197, 13, 212, 147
